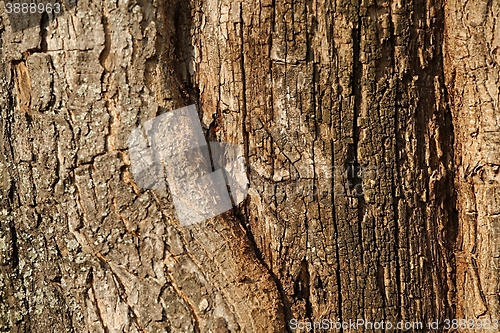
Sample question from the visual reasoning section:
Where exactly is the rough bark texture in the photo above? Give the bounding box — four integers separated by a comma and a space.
444, 0, 500, 328
0, 0, 495, 332
236, 0, 457, 327
0, 1, 284, 332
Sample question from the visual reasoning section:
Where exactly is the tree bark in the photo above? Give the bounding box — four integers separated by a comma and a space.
0, 1, 285, 332
444, 0, 500, 328
0, 0, 496, 332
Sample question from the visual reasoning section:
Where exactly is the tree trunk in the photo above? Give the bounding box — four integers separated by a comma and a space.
444, 0, 500, 328
0, 0, 496, 332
